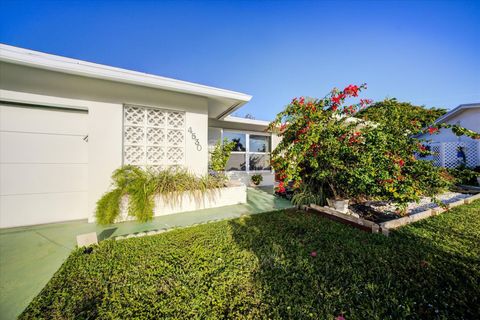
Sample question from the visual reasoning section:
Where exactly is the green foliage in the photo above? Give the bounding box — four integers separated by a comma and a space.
447, 165, 480, 186
356, 98, 446, 132
356, 98, 479, 139
95, 188, 123, 225
210, 138, 236, 172
251, 174, 263, 185
269, 85, 451, 210
95, 166, 226, 224
291, 185, 326, 207
21, 201, 480, 319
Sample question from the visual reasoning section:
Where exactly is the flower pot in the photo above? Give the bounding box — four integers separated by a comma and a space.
327, 198, 349, 213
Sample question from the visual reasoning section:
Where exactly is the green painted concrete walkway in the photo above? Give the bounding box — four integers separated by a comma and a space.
0, 187, 291, 319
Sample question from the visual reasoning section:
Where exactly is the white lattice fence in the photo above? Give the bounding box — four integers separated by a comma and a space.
123, 105, 185, 168
421, 141, 480, 168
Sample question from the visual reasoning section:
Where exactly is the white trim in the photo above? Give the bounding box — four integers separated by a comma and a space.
223, 115, 270, 126
0, 89, 89, 111
0, 43, 252, 108
435, 103, 480, 124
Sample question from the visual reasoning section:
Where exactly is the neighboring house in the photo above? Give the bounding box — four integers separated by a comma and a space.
0, 44, 278, 228
416, 103, 480, 168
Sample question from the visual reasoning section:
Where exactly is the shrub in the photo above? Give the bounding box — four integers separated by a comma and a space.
268, 84, 454, 211
356, 98, 447, 132
251, 174, 263, 185
210, 138, 236, 172
447, 165, 480, 186
95, 166, 226, 224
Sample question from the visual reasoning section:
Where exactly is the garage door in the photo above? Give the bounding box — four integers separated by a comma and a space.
0, 104, 88, 228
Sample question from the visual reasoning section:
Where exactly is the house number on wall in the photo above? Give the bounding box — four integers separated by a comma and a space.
188, 127, 202, 151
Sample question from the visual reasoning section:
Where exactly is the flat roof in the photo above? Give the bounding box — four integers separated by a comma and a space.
0, 44, 252, 119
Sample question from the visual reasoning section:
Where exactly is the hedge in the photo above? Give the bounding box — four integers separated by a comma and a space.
21, 201, 480, 319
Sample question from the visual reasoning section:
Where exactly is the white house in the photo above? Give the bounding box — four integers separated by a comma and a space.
0, 44, 278, 228
416, 103, 480, 168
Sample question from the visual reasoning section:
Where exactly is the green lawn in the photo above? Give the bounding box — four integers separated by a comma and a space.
21, 201, 480, 319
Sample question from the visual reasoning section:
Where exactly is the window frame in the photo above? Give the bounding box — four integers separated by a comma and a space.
218, 128, 272, 173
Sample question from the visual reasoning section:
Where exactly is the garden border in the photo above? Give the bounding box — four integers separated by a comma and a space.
309, 193, 480, 236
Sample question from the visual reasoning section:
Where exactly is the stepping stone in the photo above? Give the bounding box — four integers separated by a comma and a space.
76, 232, 98, 247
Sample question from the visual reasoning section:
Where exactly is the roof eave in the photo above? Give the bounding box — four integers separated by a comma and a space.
0, 43, 252, 116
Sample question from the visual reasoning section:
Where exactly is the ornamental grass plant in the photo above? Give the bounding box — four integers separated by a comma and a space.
95, 165, 226, 224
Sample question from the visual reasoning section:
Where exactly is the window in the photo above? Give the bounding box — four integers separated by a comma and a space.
123, 105, 185, 168
221, 130, 271, 171
223, 131, 246, 151
249, 135, 269, 152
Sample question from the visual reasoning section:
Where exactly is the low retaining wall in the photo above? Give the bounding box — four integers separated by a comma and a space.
309, 193, 480, 236
117, 184, 247, 222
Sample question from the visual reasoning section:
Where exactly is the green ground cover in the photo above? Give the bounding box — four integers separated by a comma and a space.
21, 201, 480, 319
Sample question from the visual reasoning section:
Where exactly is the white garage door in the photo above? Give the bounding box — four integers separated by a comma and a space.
0, 104, 88, 228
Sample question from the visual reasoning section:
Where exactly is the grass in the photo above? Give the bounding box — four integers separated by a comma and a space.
21, 201, 480, 319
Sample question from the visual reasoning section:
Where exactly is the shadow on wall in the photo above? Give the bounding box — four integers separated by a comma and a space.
227, 209, 480, 319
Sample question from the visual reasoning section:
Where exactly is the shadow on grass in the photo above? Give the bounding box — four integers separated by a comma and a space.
228, 208, 480, 319
98, 227, 117, 241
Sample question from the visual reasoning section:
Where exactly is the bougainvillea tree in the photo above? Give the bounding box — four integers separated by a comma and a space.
268, 84, 477, 212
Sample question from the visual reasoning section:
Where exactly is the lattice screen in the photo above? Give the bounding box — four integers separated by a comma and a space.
421, 141, 479, 168
123, 105, 185, 168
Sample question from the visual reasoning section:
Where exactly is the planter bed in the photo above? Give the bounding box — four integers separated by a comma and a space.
115, 184, 247, 222
309, 192, 480, 235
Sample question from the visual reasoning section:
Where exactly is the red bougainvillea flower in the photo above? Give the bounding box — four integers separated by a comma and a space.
299, 97, 305, 105
279, 123, 288, 131
344, 84, 359, 97
344, 105, 356, 115
276, 181, 286, 193
332, 105, 338, 111
310, 251, 317, 257
336, 315, 346, 320
347, 131, 362, 144
360, 98, 373, 107
331, 93, 346, 105
428, 127, 439, 134
395, 158, 405, 167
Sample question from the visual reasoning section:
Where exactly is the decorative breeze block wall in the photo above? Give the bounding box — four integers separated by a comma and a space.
123, 105, 185, 168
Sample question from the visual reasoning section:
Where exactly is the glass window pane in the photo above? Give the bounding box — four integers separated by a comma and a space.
249, 154, 271, 171
208, 127, 222, 152
249, 135, 270, 152
223, 131, 246, 151
226, 154, 246, 171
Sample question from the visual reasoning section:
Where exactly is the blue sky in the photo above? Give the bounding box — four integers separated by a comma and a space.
1, 0, 479, 120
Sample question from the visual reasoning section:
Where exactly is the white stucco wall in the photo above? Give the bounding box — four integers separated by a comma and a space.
0, 62, 210, 225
